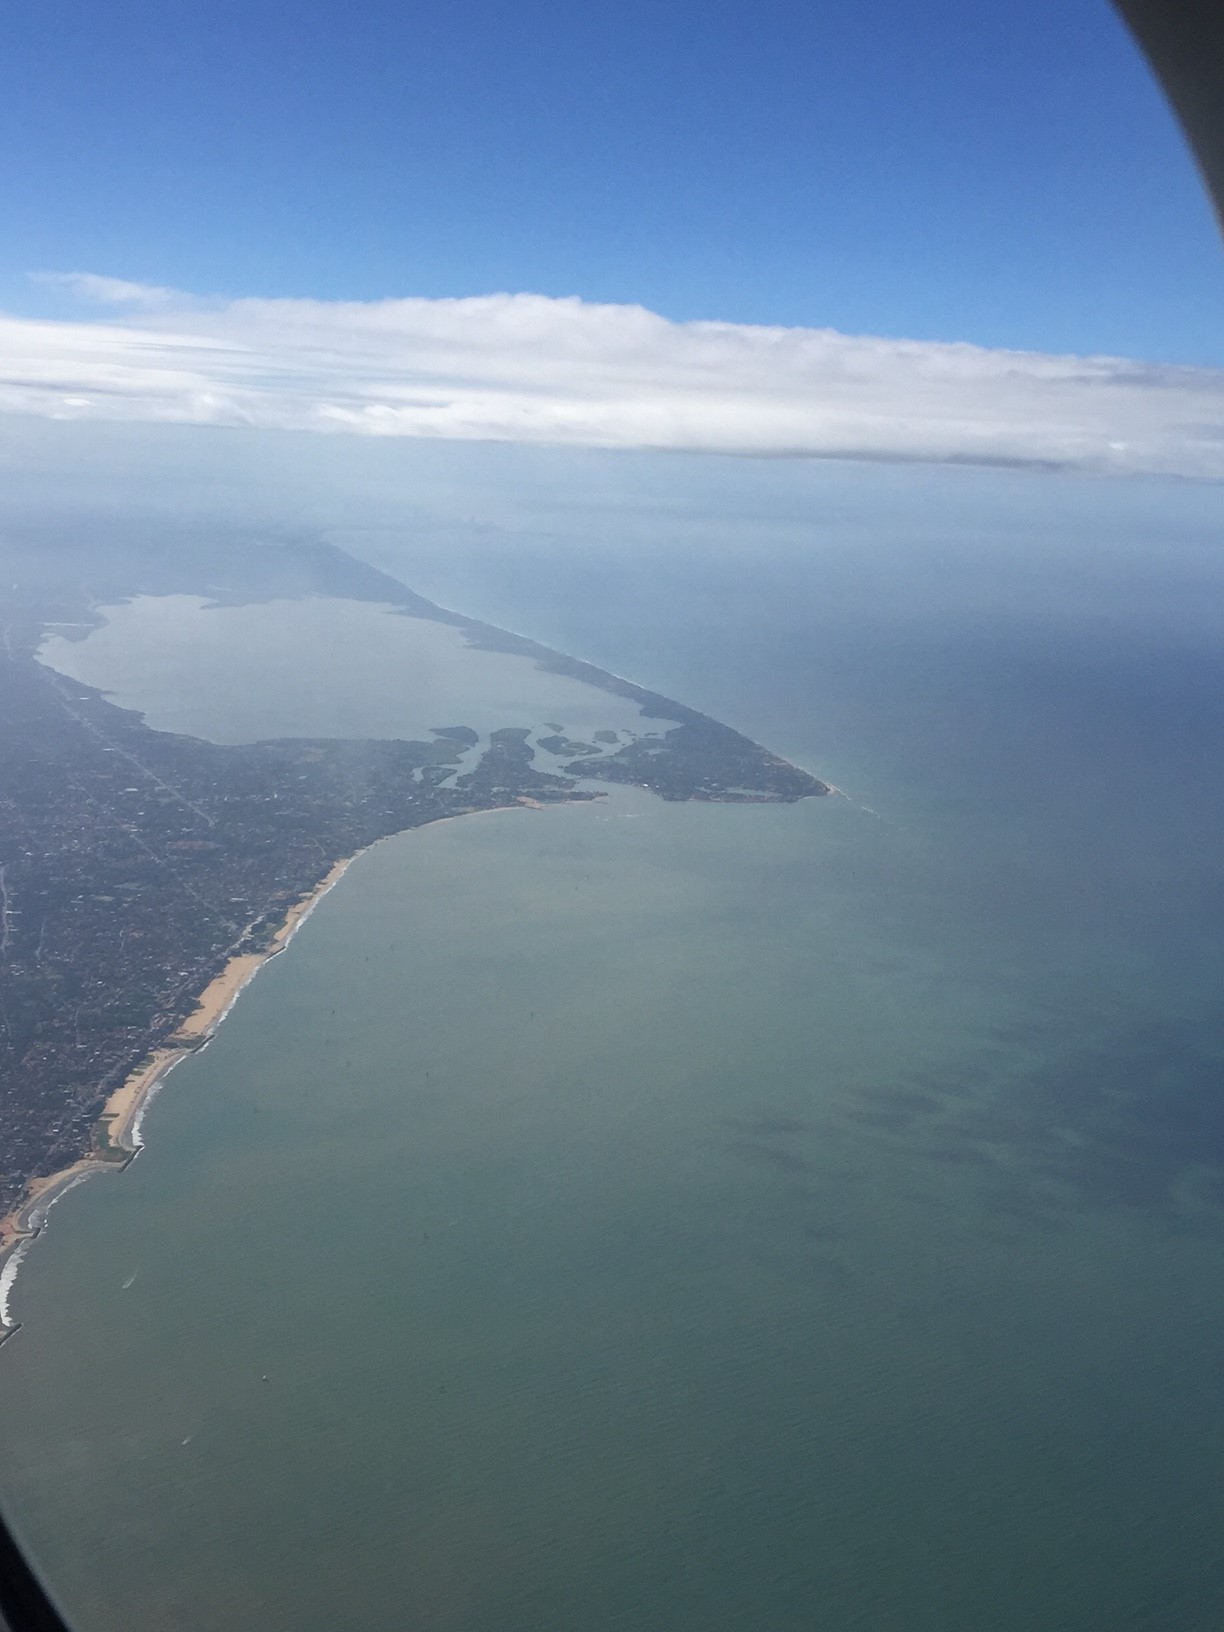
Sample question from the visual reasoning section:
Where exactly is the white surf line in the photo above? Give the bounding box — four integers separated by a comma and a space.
0, 1168, 99, 1332
126, 1055, 188, 1152
25, 1171, 95, 1232
822, 781, 898, 826
0, 1241, 30, 1330
0, 865, 14, 952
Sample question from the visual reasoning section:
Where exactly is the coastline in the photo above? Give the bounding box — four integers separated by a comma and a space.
0, 796, 575, 1341
0, 853, 357, 1339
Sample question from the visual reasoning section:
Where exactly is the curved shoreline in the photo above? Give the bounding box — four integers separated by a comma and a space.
0, 852, 358, 1341
0, 794, 578, 1343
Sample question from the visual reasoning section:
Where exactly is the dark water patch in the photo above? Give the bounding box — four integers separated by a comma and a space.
974, 1178, 1072, 1233
718, 1138, 815, 1176
796, 1254, 852, 1293
905, 1069, 979, 1101
721, 1113, 813, 1138
918, 1017, 1224, 1221
843, 1084, 949, 1132
857, 1086, 944, 1117
794, 1217, 848, 1245
845, 1106, 926, 1131
921, 1140, 998, 1168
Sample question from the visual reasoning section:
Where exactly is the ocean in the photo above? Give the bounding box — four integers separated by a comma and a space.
2, 451, 1224, 1631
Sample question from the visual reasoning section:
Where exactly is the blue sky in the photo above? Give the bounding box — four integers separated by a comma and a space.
2, 0, 1220, 365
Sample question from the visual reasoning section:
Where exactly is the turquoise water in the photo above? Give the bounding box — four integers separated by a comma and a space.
4, 471, 1224, 1630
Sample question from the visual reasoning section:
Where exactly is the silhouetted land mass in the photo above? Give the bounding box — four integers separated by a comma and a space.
0, 538, 826, 1220
455, 728, 576, 800
537, 734, 600, 757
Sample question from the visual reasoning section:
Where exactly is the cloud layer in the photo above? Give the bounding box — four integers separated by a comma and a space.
3, 280, 1224, 476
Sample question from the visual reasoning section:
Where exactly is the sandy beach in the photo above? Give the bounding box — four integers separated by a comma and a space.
0, 855, 356, 1328
0, 800, 567, 1334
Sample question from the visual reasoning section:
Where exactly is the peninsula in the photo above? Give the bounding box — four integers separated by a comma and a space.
0, 541, 826, 1331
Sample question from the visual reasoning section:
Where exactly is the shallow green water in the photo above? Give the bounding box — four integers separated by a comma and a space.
5, 497, 1224, 1630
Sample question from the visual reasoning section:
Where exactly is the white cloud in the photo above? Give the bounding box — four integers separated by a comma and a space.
2, 282, 1223, 477
30, 272, 181, 308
